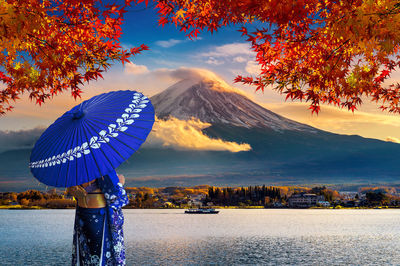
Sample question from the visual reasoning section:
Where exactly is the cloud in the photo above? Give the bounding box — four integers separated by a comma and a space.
144, 116, 251, 152
155, 38, 183, 48
386, 136, 400, 143
151, 67, 228, 84
234, 56, 247, 63
0, 67, 253, 131
0, 116, 251, 154
205, 57, 223, 65
124, 62, 150, 75
0, 128, 45, 152
262, 102, 400, 141
155, 37, 203, 48
147, 67, 249, 96
200, 42, 254, 58
245, 60, 261, 75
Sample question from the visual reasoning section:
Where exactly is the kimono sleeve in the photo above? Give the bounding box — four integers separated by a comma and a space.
98, 170, 129, 209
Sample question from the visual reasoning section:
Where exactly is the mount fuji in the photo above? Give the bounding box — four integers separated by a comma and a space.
151, 78, 316, 132
1, 75, 400, 191
125, 76, 399, 186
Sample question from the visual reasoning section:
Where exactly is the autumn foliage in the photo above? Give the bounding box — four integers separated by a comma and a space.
156, 0, 400, 113
0, 0, 148, 114
3, 0, 400, 115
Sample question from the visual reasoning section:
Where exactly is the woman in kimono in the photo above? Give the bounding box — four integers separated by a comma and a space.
67, 170, 129, 266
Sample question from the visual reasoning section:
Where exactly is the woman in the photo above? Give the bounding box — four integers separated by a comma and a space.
67, 170, 129, 266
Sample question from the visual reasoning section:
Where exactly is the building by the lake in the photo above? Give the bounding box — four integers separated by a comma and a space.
288, 193, 325, 208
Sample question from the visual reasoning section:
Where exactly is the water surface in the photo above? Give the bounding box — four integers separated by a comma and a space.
1, 209, 399, 265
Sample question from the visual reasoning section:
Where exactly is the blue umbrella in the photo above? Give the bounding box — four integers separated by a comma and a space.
29, 90, 154, 187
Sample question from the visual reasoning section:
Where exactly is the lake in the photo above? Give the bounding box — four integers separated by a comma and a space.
1, 209, 400, 265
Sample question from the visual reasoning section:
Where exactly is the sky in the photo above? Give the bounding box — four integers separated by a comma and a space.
1, 3, 400, 144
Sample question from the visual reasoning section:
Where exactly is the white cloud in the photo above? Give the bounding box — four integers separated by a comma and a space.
155, 37, 203, 48
155, 38, 183, 48
200, 42, 254, 58
144, 116, 251, 152
124, 62, 150, 75
205, 57, 223, 65
245, 60, 261, 75
234, 56, 247, 63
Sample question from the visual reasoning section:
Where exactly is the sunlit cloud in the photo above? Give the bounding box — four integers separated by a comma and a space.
0, 116, 252, 153
262, 102, 400, 141
386, 136, 400, 143
144, 116, 251, 152
147, 67, 250, 96
124, 62, 150, 75
123, 66, 249, 96
245, 60, 261, 75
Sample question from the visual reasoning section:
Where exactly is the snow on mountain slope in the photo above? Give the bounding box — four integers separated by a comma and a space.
150, 77, 318, 133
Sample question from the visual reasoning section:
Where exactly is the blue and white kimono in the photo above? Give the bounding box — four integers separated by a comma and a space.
72, 170, 129, 266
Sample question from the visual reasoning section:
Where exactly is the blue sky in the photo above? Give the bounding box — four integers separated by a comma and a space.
118, 4, 262, 80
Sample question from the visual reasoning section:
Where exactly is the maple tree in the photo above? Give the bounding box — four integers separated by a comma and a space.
156, 0, 400, 114
0, 0, 148, 114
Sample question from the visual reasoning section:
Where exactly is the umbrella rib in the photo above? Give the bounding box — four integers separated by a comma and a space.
85, 91, 113, 110
31, 119, 76, 175
88, 118, 147, 142
88, 111, 155, 116
63, 122, 80, 187
85, 119, 138, 153
89, 116, 155, 133
30, 90, 154, 187
81, 124, 105, 181
79, 123, 94, 185
81, 124, 91, 185
31, 118, 74, 162
86, 91, 130, 112
80, 120, 116, 173
47, 122, 80, 187
75, 125, 83, 186
84, 119, 129, 162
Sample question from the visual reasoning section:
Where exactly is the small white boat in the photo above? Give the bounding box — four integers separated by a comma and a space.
185, 208, 219, 214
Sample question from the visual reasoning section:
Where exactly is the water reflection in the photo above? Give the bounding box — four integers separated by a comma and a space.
126, 235, 400, 265
1, 209, 400, 265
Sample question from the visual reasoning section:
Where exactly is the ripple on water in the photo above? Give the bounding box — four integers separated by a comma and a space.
1, 209, 400, 265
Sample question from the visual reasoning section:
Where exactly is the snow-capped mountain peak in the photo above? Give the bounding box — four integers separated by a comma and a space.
150, 77, 317, 133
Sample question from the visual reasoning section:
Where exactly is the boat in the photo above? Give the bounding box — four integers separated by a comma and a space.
185, 208, 219, 214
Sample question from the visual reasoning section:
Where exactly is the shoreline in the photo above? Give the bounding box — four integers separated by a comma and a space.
1, 205, 397, 210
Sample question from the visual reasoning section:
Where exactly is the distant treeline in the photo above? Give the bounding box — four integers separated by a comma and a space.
1, 184, 400, 209
205, 186, 282, 206
0, 189, 75, 208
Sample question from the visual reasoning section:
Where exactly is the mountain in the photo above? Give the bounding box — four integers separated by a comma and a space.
147, 77, 400, 186
1, 76, 400, 191
151, 78, 317, 132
